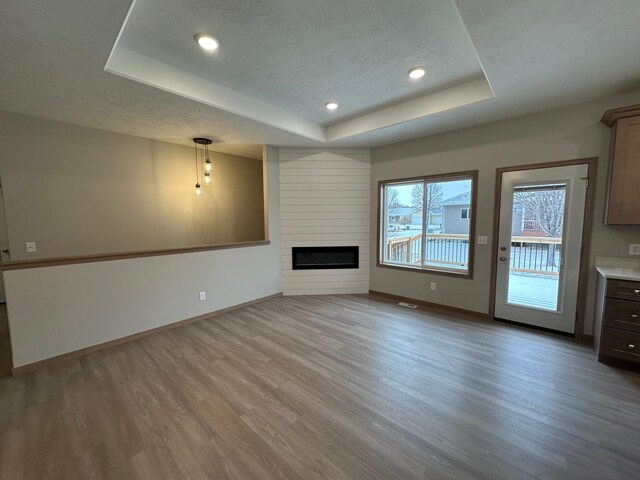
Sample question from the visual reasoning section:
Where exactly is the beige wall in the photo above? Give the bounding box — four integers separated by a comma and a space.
371, 91, 640, 336
0, 111, 264, 260
5, 146, 281, 367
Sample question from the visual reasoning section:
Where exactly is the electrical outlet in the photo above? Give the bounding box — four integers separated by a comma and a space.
477, 235, 488, 245
629, 244, 640, 256
25, 241, 37, 253
199, 291, 206, 301
430, 282, 437, 291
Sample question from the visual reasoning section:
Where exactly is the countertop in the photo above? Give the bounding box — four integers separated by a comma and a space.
596, 266, 640, 282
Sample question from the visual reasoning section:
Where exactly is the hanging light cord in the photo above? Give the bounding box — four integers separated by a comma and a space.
194, 142, 199, 182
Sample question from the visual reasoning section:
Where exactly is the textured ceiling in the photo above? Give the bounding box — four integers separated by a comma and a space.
119, 0, 483, 125
0, 0, 639, 157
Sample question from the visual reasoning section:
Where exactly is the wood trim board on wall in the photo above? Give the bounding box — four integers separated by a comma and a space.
488, 157, 598, 341
0, 240, 271, 271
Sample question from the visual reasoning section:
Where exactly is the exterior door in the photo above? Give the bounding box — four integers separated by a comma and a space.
494, 164, 588, 333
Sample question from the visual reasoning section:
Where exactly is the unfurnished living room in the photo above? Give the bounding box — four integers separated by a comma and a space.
1, 1, 640, 479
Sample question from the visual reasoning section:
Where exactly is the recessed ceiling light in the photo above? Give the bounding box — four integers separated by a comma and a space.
408, 66, 426, 80
195, 34, 219, 51
325, 101, 339, 111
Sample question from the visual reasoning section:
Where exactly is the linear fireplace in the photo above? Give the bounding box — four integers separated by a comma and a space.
292, 246, 359, 270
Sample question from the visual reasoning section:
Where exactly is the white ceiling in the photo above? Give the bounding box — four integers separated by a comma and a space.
117, 0, 485, 125
1, 0, 639, 159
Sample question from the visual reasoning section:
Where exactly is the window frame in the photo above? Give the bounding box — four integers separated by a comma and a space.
376, 170, 478, 279
460, 207, 470, 219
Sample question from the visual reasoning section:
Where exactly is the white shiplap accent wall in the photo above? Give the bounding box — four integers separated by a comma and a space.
280, 148, 370, 295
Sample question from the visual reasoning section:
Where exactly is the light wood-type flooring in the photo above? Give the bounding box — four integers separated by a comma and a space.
1, 294, 639, 479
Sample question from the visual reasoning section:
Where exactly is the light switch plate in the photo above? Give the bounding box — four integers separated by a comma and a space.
25, 241, 37, 253
199, 291, 206, 301
629, 244, 640, 256
477, 235, 488, 245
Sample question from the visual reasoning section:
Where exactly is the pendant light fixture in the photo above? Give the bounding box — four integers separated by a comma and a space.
204, 150, 213, 174
193, 137, 212, 196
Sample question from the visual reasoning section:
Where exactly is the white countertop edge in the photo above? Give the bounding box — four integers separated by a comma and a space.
595, 256, 640, 269
596, 265, 640, 282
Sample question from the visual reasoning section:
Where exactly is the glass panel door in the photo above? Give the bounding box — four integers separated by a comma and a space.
506, 183, 566, 312
494, 165, 588, 333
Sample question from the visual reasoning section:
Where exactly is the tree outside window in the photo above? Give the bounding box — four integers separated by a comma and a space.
379, 172, 477, 277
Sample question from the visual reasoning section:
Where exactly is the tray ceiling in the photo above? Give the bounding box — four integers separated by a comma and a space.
1, 0, 639, 158
106, 0, 494, 143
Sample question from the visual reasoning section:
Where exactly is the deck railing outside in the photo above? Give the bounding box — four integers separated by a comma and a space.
509, 236, 561, 275
386, 234, 469, 268
386, 234, 562, 274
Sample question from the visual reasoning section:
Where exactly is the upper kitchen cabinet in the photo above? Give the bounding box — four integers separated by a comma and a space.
602, 104, 640, 225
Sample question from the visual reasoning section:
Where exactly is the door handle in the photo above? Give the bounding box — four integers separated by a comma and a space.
499, 256, 508, 262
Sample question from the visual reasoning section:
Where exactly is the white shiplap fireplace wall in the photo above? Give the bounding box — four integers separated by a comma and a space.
279, 148, 370, 295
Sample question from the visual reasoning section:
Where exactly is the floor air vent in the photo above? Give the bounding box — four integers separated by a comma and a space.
398, 302, 418, 309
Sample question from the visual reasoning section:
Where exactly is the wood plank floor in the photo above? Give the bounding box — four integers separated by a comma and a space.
1, 294, 639, 479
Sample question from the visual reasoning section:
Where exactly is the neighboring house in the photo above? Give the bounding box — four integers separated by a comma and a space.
438, 192, 472, 234
438, 192, 548, 237
388, 207, 420, 225
427, 206, 443, 233
511, 203, 524, 236
387, 207, 441, 230
511, 202, 545, 237
410, 211, 423, 225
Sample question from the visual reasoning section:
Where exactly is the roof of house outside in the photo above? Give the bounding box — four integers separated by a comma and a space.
438, 192, 471, 207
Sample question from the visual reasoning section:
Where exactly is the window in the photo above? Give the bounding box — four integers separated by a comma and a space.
378, 171, 477, 277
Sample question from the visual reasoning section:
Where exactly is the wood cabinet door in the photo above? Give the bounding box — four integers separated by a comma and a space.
606, 115, 640, 224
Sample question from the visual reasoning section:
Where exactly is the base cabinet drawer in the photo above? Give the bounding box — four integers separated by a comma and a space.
606, 280, 640, 301
603, 298, 640, 332
601, 328, 640, 362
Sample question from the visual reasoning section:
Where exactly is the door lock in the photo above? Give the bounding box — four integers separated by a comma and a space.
499, 256, 507, 261
500, 246, 507, 251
